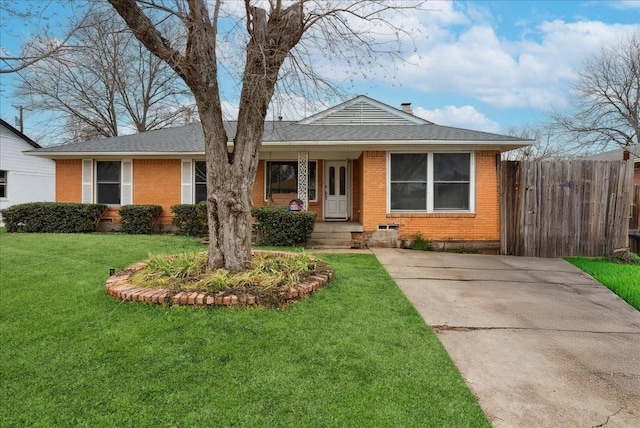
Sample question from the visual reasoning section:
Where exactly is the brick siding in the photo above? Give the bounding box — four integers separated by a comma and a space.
54, 151, 502, 241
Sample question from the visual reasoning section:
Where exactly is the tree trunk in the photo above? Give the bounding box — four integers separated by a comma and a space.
198, 105, 254, 272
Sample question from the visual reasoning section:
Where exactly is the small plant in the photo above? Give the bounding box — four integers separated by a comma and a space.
451, 247, 481, 254
409, 233, 432, 251
129, 251, 329, 299
609, 252, 640, 265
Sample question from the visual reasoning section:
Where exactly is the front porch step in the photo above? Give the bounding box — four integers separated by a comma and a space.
313, 222, 363, 233
311, 232, 352, 240
306, 222, 364, 249
307, 237, 353, 248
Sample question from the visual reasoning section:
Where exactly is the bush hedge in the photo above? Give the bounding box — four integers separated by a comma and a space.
171, 202, 207, 236
0, 202, 108, 233
119, 205, 163, 234
251, 206, 316, 246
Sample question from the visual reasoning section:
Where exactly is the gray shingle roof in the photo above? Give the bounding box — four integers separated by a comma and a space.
27, 96, 530, 155
29, 121, 529, 154
582, 145, 639, 161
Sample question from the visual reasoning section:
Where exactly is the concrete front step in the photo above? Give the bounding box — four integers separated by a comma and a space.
310, 232, 352, 240
307, 245, 353, 250
308, 238, 353, 248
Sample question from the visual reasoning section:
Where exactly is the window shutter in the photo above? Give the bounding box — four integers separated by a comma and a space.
82, 159, 93, 203
121, 160, 133, 205
181, 160, 193, 204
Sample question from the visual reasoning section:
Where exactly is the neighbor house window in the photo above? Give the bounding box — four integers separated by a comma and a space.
389, 152, 473, 212
195, 161, 207, 203
265, 161, 317, 201
96, 161, 121, 204
0, 170, 6, 198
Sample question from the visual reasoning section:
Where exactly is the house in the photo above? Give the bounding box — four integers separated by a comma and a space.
26, 95, 529, 248
0, 119, 55, 221
583, 145, 640, 185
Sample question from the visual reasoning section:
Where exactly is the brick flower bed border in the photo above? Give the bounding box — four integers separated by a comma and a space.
105, 252, 333, 308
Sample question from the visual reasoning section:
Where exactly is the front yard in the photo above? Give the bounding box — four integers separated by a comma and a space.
0, 231, 488, 427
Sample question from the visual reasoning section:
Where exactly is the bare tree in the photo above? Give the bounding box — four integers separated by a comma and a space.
0, 1, 91, 73
552, 32, 640, 156
502, 123, 569, 160
107, 0, 423, 271
15, 8, 193, 142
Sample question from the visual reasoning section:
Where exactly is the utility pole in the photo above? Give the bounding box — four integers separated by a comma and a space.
13, 105, 26, 133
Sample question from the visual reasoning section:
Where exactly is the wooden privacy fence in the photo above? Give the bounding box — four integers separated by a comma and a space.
500, 160, 634, 257
632, 184, 640, 230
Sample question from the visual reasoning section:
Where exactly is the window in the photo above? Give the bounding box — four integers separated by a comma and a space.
390, 154, 427, 210
96, 161, 121, 204
433, 153, 470, 210
265, 161, 317, 201
0, 170, 6, 198
389, 152, 472, 212
195, 161, 207, 203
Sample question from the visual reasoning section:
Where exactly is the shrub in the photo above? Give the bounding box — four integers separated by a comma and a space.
0, 202, 108, 233
251, 206, 316, 246
119, 205, 163, 234
171, 202, 207, 236
409, 232, 433, 251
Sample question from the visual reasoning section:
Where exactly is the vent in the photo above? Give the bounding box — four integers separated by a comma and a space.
312, 101, 415, 125
378, 224, 399, 230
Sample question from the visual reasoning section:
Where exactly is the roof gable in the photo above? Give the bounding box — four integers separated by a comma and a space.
0, 118, 41, 148
298, 95, 429, 125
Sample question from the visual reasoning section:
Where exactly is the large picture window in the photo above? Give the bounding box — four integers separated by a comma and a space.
0, 170, 7, 198
96, 161, 121, 205
265, 161, 317, 201
389, 152, 472, 212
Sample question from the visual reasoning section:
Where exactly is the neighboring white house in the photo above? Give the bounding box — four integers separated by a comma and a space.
0, 119, 55, 220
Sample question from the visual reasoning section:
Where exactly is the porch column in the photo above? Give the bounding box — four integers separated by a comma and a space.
297, 151, 309, 211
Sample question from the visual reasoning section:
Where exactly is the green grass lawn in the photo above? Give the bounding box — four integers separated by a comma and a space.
0, 231, 488, 427
566, 257, 640, 310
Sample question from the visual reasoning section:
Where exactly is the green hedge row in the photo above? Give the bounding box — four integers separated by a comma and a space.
0, 202, 108, 233
171, 202, 208, 236
2, 202, 317, 243
119, 205, 163, 234
252, 206, 316, 246
170, 204, 316, 246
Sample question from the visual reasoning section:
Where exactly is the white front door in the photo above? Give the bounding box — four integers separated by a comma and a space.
324, 161, 348, 219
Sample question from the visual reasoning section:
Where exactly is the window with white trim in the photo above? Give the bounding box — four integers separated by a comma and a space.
265, 161, 317, 201
96, 161, 121, 205
0, 170, 7, 198
195, 161, 206, 203
389, 152, 473, 212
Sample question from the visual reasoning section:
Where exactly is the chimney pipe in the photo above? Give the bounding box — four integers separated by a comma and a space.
401, 102, 413, 115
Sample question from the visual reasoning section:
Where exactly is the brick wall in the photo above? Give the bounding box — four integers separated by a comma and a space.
360, 150, 501, 242
133, 159, 181, 225
56, 159, 82, 202
55, 152, 502, 241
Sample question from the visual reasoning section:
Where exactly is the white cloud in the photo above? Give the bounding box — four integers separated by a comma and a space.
392, 18, 639, 111
611, 0, 640, 9
414, 105, 501, 133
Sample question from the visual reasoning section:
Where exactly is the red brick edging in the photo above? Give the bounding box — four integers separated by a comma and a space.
106, 258, 333, 308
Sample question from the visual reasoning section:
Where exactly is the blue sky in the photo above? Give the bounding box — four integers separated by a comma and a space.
1, 0, 639, 145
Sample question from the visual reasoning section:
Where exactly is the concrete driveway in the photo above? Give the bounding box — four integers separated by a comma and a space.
371, 248, 640, 428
